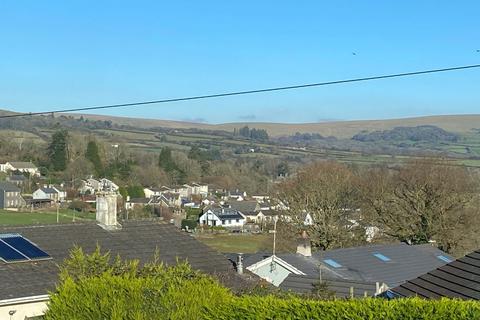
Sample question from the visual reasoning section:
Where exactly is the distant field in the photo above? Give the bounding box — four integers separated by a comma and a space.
194, 233, 272, 253
0, 209, 96, 226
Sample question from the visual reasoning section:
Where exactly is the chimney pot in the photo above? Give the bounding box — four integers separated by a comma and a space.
96, 192, 121, 231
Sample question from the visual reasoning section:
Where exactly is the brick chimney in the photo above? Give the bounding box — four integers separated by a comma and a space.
96, 192, 121, 230
296, 230, 311, 257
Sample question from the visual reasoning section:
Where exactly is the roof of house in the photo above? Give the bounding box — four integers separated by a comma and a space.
209, 208, 245, 220
237, 243, 452, 288
0, 221, 233, 301
227, 201, 259, 214
8, 162, 38, 169
40, 187, 58, 194
0, 182, 21, 192
280, 274, 381, 298
7, 175, 27, 181
386, 249, 480, 300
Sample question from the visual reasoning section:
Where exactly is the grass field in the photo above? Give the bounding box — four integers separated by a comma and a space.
194, 233, 273, 253
0, 209, 96, 226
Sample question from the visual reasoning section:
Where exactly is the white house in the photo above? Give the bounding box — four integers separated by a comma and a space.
32, 186, 66, 203
80, 178, 118, 194
199, 208, 246, 228
1, 162, 40, 176
143, 187, 162, 199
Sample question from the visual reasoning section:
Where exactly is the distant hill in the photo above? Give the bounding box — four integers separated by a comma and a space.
1, 109, 480, 138
68, 113, 480, 138
352, 125, 460, 143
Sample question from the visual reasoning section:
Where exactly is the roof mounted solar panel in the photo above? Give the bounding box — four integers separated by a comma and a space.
0, 240, 29, 262
0, 233, 51, 263
2, 236, 50, 260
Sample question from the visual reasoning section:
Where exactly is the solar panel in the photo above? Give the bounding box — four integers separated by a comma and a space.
2, 236, 50, 260
0, 233, 51, 263
323, 259, 342, 268
373, 253, 391, 262
0, 240, 28, 262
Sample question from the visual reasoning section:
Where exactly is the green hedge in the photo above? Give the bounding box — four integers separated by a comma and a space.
204, 295, 480, 320
181, 219, 198, 230
45, 247, 480, 320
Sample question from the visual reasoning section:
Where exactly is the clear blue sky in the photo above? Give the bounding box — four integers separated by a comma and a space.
1, 1, 479, 123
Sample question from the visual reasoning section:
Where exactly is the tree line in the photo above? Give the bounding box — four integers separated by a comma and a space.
276, 160, 480, 256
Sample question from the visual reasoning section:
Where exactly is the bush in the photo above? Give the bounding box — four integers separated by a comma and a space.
204, 295, 480, 320
45, 247, 231, 320
181, 219, 198, 230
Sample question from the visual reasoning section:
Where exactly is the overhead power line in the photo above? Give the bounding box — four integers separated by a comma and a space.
2, 64, 480, 119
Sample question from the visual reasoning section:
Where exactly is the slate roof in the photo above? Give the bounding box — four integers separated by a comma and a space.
211, 209, 245, 220
280, 274, 380, 298
7, 175, 27, 181
128, 198, 150, 204
40, 187, 58, 194
0, 221, 233, 301
227, 201, 259, 214
387, 250, 480, 299
8, 162, 37, 169
0, 182, 21, 192
236, 243, 452, 288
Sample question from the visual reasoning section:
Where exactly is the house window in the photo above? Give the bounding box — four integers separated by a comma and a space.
227, 220, 231, 224
222, 220, 225, 225
373, 253, 391, 262
437, 255, 452, 263
236, 219, 239, 223
323, 259, 342, 268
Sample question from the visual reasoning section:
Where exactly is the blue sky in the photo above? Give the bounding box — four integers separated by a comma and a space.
1, 1, 479, 123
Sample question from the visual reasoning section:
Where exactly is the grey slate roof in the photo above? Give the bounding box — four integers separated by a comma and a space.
280, 274, 380, 298
387, 249, 480, 299
0, 182, 21, 192
211, 208, 245, 220
8, 162, 37, 169
237, 243, 452, 288
40, 187, 58, 194
0, 221, 233, 301
227, 201, 259, 214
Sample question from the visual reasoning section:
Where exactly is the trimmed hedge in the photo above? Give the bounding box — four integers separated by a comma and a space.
204, 295, 480, 320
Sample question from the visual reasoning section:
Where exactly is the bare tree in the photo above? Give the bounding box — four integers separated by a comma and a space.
359, 160, 480, 255
276, 161, 364, 250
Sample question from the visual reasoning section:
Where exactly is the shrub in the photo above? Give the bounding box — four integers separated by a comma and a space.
44, 247, 231, 320
181, 219, 198, 230
204, 295, 480, 320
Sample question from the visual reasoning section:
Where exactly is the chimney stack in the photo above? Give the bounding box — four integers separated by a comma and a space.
96, 192, 121, 231
296, 230, 312, 257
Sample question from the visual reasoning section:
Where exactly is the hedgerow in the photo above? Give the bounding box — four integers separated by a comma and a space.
45, 247, 480, 320
204, 295, 480, 320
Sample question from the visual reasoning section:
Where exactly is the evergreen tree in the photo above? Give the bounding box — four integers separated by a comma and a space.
158, 147, 177, 172
48, 129, 69, 171
85, 140, 103, 176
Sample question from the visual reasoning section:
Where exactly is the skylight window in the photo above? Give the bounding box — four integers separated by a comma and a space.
437, 255, 452, 263
373, 253, 391, 262
323, 259, 342, 268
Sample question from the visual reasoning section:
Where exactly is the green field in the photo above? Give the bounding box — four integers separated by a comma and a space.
194, 233, 272, 253
0, 209, 96, 226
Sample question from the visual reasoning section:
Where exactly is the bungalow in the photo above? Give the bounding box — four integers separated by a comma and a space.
0, 182, 26, 209
32, 186, 66, 203
239, 241, 452, 298
384, 250, 479, 299
199, 208, 246, 228
1, 162, 40, 176
0, 193, 234, 319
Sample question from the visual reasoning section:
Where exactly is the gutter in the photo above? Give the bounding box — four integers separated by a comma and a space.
0, 295, 50, 307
